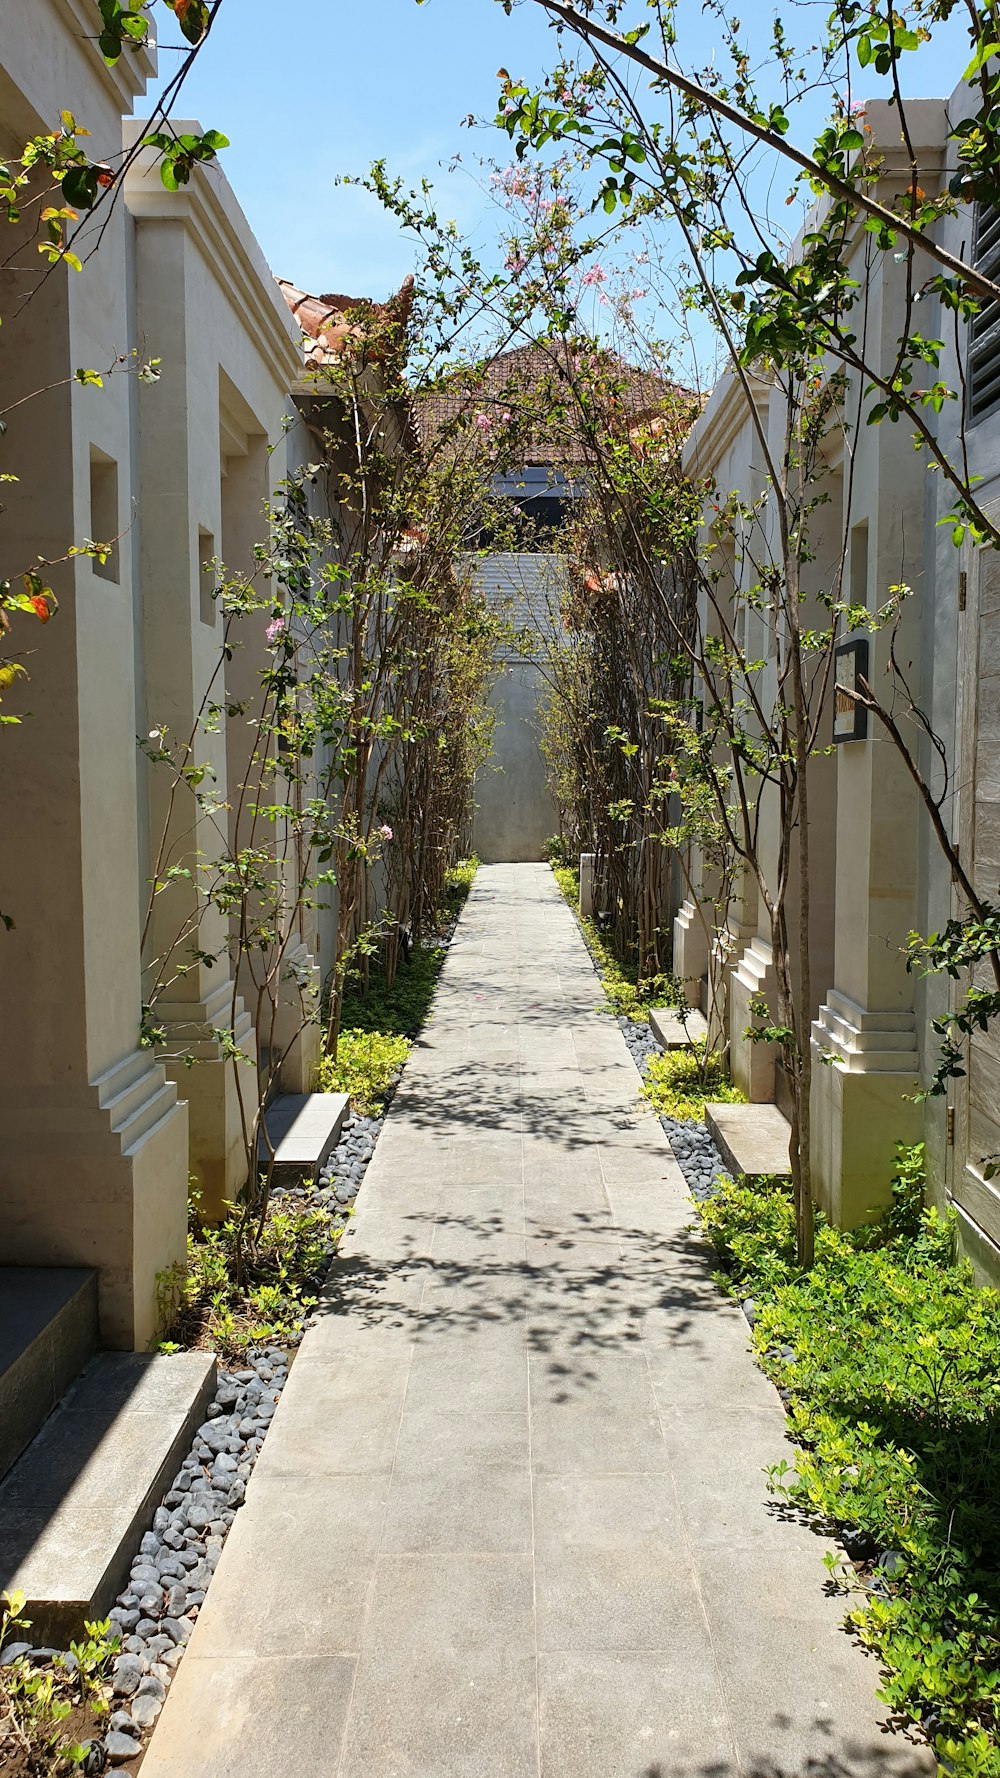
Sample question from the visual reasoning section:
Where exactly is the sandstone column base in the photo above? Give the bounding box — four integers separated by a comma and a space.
672, 898, 709, 1007
0, 1051, 188, 1350
273, 940, 323, 1094
156, 981, 255, 1222
811, 991, 922, 1227
730, 937, 779, 1102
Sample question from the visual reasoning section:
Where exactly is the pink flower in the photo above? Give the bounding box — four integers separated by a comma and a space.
581, 265, 607, 287
475, 413, 494, 434
379, 824, 393, 841
265, 615, 287, 646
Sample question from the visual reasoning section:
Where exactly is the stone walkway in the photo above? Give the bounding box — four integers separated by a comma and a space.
142, 864, 928, 1778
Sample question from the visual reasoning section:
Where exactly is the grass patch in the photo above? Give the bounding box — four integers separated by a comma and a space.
697, 1147, 1000, 1776
157, 1199, 336, 1359
550, 863, 678, 1021
642, 1046, 745, 1122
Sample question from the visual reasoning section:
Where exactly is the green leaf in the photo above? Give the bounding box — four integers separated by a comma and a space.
61, 164, 100, 210
962, 40, 1000, 80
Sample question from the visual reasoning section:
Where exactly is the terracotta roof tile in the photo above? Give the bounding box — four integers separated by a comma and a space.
416, 341, 693, 466
277, 276, 415, 367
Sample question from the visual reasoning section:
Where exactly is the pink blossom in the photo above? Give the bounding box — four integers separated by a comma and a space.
506, 253, 527, 275
475, 413, 495, 434
379, 824, 393, 841
581, 264, 607, 287
265, 615, 287, 646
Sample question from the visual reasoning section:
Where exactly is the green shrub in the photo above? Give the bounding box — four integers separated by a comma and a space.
315, 1028, 411, 1117
642, 1045, 745, 1122
697, 1150, 1000, 1775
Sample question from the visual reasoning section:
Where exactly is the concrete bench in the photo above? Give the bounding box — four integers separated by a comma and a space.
650, 1006, 708, 1050
705, 1101, 792, 1181
263, 1092, 350, 1182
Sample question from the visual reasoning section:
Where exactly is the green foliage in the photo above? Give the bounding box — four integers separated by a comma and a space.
908, 913, 1000, 1157
1, 1589, 118, 1771
697, 1151, 1000, 1774
544, 834, 573, 865
551, 864, 679, 1021
337, 859, 478, 1043
642, 1046, 745, 1122
315, 1029, 411, 1118
157, 1199, 336, 1359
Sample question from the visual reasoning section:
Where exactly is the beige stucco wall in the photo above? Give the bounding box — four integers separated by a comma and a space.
0, 3, 188, 1346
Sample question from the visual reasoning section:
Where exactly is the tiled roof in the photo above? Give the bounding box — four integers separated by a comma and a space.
416, 341, 692, 467
277, 276, 415, 367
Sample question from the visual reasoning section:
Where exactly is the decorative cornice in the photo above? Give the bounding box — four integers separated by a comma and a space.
57, 0, 156, 113
123, 122, 303, 393
682, 368, 770, 479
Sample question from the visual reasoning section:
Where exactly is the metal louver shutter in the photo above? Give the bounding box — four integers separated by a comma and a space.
970, 203, 1000, 422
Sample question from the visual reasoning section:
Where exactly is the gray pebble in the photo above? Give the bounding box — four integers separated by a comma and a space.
105, 1730, 142, 1764
130, 1693, 163, 1730
112, 1653, 143, 1697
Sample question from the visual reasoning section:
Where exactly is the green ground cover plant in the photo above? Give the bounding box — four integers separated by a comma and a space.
157, 1199, 335, 1359
0, 1590, 119, 1775
697, 1148, 1000, 1777
642, 1046, 745, 1122
318, 858, 479, 1110
315, 1029, 412, 1118
551, 863, 678, 1021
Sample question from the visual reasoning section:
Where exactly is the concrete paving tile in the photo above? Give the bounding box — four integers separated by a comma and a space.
138, 1653, 356, 1778
533, 1474, 699, 1652
192, 1475, 385, 1657
253, 1369, 407, 1478
339, 1647, 538, 1778
644, 1326, 780, 1414
530, 1401, 667, 1474
393, 1405, 530, 1471
714, 1607, 937, 1777
537, 1649, 736, 1778
431, 1223, 526, 1264
521, 1145, 606, 1184
658, 1406, 796, 1545
380, 1462, 533, 1554
361, 1552, 535, 1652
403, 1324, 528, 1414
526, 1232, 622, 1269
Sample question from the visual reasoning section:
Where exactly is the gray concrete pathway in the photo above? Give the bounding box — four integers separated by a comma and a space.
143, 864, 928, 1778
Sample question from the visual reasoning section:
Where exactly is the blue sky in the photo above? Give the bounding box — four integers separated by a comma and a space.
148, 0, 560, 299
146, 0, 972, 317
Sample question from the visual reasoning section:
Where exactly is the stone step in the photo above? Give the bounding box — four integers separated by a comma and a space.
0, 1269, 98, 1483
705, 1101, 792, 1182
650, 1006, 708, 1050
262, 1092, 349, 1182
0, 1349, 215, 1644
